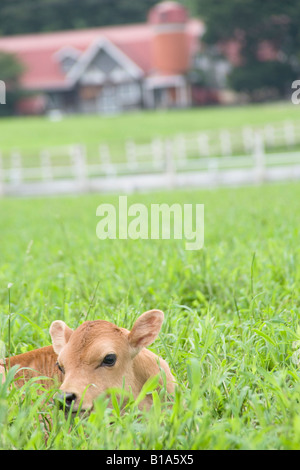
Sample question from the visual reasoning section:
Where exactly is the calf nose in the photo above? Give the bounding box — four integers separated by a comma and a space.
55, 392, 77, 410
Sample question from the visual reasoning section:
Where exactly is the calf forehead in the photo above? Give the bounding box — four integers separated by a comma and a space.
63, 320, 129, 361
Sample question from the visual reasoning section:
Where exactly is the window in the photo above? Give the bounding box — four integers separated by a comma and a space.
117, 82, 141, 105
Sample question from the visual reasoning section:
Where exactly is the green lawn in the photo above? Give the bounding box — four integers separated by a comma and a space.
1, 181, 300, 449
0, 101, 299, 157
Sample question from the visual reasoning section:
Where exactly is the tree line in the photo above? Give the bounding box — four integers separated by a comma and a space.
191, 0, 299, 100
0, 0, 159, 36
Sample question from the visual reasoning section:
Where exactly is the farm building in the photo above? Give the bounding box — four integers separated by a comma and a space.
0, 2, 214, 115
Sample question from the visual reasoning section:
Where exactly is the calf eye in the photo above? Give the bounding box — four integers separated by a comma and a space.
56, 361, 65, 374
101, 354, 116, 367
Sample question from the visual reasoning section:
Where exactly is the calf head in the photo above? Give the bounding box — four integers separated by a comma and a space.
50, 309, 168, 412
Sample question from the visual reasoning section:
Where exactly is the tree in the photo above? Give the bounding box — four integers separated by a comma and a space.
0, 52, 24, 115
192, 0, 300, 99
228, 61, 296, 101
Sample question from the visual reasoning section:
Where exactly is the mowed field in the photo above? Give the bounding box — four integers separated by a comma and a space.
1, 102, 300, 450
0, 101, 299, 156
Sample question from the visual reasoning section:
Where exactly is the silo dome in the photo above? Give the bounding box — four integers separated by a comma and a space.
148, 1, 188, 25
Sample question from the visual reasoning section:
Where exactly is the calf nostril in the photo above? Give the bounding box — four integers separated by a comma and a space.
65, 392, 77, 407
55, 392, 77, 410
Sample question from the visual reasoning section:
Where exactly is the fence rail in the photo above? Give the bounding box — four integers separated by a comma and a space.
1, 119, 300, 196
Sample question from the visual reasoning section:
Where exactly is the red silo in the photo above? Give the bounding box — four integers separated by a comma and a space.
148, 1, 189, 75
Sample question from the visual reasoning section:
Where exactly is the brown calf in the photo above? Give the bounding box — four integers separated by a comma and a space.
0, 309, 175, 411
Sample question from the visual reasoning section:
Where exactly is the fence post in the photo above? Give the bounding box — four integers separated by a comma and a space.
198, 133, 210, 157
71, 144, 87, 190
40, 149, 52, 180
126, 140, 137, 171
165, 139, 176, 188
176, 134, 187, 167
264, 124, 275, 148
253, 132, 265, 183
151, 138, 163, 170
100, 144, 114, 176
284, 120, 295, 147
242, 126, 253, 153
220, 130, 232, 156
10, 150, 22, 185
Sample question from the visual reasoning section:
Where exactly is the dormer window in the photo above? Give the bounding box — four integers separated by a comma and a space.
54, 46, 81, 74
60, 55, 78, 73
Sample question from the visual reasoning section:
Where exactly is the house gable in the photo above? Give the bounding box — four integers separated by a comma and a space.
79, 47, 133, 85
67, 38, 144, 87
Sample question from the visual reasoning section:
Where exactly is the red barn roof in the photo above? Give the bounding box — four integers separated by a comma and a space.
0, 20, 204, 90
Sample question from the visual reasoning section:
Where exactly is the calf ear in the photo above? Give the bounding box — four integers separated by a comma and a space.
50, 320, 73, 354
128, 309, 164, 356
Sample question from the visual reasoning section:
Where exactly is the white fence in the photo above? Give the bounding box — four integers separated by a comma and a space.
1, 120, 300, 196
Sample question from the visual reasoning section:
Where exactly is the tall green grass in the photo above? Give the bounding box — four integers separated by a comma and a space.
1, 181, 300, 449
